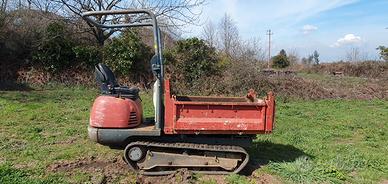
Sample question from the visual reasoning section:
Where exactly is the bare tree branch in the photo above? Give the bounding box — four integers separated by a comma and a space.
218, 13, 239, 56
202, 20, 216, 48
55, 0, 205, 46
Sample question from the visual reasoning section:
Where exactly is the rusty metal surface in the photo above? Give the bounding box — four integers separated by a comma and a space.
174, 118, 264, 131
138, 151, 240, 171
173, 100, 266, 106
265, 91, 275, 132
176, 96, 247, 102
123, 141, 249, 175
174, 93, 266, 106
164, 79, 275, 135
88, 126, 161, 146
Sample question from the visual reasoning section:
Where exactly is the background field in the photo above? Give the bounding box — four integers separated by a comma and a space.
2, 1, 388, 183
1, 74, 387, 184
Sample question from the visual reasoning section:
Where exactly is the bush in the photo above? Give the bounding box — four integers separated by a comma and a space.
165, 37, 221, 84
304, 61, 388, 78
377, 46, 388, 61
272, 49, 290, 68
103, 30, 153, 79
73, 45, 101, 66
32, 22, 75, 72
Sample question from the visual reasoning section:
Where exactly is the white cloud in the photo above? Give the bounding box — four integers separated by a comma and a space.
331, 34, 362, 47
184, 0, 359, 37
302, 25, 318, 34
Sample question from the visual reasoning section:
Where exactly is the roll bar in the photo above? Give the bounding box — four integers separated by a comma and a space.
81, 9, 164, 130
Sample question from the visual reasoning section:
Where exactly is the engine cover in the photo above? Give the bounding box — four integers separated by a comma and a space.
90, 95, 142, 128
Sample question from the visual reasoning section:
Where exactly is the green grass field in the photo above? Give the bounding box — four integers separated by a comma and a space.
0, 86, 387, 183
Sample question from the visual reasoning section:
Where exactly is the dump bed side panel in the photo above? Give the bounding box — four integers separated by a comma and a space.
164, 80, 275, 135
265, 92, 275, 132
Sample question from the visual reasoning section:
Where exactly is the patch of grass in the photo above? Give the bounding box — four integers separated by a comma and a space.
0, 164, 63, 184
0, 86, 151, 183
225, 174, 251, 184
1, 85, 387, 183
253, 99, 388, 183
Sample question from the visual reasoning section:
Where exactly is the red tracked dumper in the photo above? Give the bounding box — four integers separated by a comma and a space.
83, 9, 275, 175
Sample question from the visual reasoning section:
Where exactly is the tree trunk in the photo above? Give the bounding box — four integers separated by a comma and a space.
96, 29, 105, 46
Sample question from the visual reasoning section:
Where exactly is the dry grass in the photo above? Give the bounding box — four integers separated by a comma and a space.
303, 61, 388, 78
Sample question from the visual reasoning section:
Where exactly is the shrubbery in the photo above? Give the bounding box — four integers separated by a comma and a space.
72, 45, 101, 67
103, 30, 153, 80
32, 22, 75, 72
377, 46, 388, 61
32, 22, 103, 73
30, 22, 154, 84
272, 49, 290, 68
0, 11, 155, 85
165, 37, 221, 84
304, 61, 388, 78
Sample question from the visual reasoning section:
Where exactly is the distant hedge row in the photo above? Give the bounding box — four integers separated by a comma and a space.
304, 61, 388, 78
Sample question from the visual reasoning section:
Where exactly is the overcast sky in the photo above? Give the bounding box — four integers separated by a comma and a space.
183, 0, 388, 62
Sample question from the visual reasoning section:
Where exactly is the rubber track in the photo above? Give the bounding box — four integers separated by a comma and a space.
123, 141, 249, 176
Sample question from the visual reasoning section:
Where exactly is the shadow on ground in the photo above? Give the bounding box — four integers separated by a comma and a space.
0, 89, 60, 104
0, 81, 92, 104
0, 81, 33, 91
242, 140, 311, 175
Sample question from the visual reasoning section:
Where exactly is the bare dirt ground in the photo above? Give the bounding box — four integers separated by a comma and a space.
136, 169, 282, 184
48, 156, 131, 183
47, 156, 282, 184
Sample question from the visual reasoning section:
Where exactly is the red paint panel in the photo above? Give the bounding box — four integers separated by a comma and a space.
163, 79, 275, 135
175, 118, 264, 130
90, 96, 142, 128
265, 92, 275, 133
164, 79, 175, 134
176, 105, 264, 119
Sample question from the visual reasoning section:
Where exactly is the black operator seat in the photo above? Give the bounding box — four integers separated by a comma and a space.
95, 63, 139, 99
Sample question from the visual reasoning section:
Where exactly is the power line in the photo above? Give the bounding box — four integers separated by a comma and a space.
266, 29, 273, 68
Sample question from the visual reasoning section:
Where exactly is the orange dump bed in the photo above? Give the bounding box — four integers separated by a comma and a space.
164, 80, 275, 135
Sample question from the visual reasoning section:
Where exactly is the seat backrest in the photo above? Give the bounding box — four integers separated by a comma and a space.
95, 63, 118, 87
150, 54, 160, 76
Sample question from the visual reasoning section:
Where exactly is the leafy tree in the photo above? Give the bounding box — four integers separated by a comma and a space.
72, 45, 101, 66
377, 46, 388, 61
165, 37, 220, 83
32, 22, 75, 72
313, 50, 320, 65
272, 49, 289, 68
103, 30, 153, 77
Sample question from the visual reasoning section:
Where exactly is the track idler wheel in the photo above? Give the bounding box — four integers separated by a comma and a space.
127, 146, 144, 162
123, 144, 146, 171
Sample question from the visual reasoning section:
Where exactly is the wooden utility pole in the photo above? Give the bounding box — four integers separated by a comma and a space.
266, 29, 273, 68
